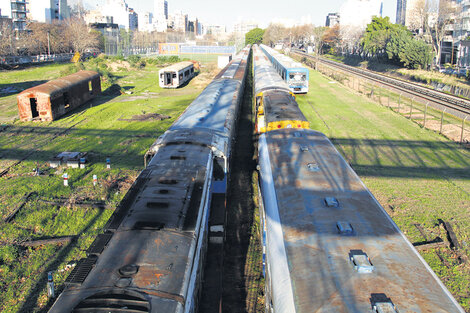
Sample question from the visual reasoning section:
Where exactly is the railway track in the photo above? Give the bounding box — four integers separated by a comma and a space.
292, 50, 470, 117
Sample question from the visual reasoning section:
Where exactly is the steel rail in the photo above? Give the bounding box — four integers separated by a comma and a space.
292, 50, 470, 116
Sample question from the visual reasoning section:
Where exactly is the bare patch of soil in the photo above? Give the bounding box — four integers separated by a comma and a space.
108, 60, 131, 72
118, 113, 170, 122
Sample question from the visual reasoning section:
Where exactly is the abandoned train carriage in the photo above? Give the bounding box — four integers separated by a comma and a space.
17, 70, 101, 122
159, 61, 195, 88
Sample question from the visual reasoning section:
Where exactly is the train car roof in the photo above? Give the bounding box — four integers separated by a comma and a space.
259, 128, 464, 313
170, 77, 241, 134
253, 45, 291, 94
260, 44, 307, 71
17, 70, 100, 97
262, 90, 308, 123
49, 144, 212, 313
159, 61, 194, 72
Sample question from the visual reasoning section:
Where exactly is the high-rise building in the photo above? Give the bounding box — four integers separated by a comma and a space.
326, 13, 340, 27
0, 0, 27, 31
102, 0, 137, 30
154, 0, 168, 20
128, 8, 138, 31
28, 0, 70, 23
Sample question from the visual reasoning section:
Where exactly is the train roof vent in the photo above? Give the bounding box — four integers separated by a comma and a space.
307, 163, 320, 172
371, 294, 398, 313
373, 302, 398, 313
300, 145, 309, 152
349, 250, 374, 273
65, 255, 98, 285
133, 221, 165, 230
86, 233, 113, 256
72, 289, 150, 313
336, 221, 354, 235
324, 197, 339, 207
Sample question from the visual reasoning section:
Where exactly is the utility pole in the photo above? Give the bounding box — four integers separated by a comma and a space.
47, 31, 51, 56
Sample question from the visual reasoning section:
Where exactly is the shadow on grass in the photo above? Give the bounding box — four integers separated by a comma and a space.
0, 80, 49, 98
18, 208, 106, 313
331, 137, 470, 179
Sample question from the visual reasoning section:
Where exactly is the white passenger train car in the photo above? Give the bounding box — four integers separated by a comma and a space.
258, 128, 465, 313
159, 61, 195, 88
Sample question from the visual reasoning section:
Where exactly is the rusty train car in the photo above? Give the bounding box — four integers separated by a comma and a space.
17, 70, 101, 121
254, 45, 465, 312
47, 46, 251, 313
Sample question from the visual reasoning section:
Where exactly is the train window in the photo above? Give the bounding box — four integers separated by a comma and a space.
172, 73, 177, 78
185, 70, 189, 76
289, 74, 294, 79
88, 81, 93, 94
179, 73, 183, 80
191, 68, 194, 73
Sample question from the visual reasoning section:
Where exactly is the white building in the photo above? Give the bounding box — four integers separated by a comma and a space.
102, 0, 137, 30
326, 13, 340, 27
168, 11, 187, 32
154, 0, 168, 20
0, 0, 27, 31
234, 19, 258, 37
29, 0, 70, 23
138, 11, 153, 32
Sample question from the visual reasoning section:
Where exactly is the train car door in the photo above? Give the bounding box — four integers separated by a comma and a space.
30, 98, 39, 118
165, 72, 171, 85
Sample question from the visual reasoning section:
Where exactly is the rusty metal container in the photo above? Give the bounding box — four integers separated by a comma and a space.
17, 70, 101, 121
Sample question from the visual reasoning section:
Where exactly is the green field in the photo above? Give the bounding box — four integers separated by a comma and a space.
297, 70, 470, 311
0, 57, 217, 312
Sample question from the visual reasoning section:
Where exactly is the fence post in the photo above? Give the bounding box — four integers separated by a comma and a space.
398, 94, 401, 112
409, 98, 414, 119
461, 116, 468, 144
424, 102, 428, 127
440, 108, 446, 134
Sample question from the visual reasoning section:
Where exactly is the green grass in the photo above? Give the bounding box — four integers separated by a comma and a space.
0, 57, 216, 312
297, 70, 470, 311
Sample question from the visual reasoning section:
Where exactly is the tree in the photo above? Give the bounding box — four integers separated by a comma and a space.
399, 39, 432, 69
386, 24, 412, 64
312, 26, 327, 54
361, 16, 394, 58
322, 25, 341, 54
0, 21, 15, 56
65, 18, 100, 55
424, 0, 460, 65
263, 23, 287, 46
245, 28, 264, 45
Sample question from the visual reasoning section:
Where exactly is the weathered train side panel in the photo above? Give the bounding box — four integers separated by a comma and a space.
258, 129, 464, 313
17, 70, 101, 121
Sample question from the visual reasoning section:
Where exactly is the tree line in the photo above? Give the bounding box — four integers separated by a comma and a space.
245, 0, 459, 70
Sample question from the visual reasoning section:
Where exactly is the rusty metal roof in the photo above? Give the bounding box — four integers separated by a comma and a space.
18, 70, 99, 97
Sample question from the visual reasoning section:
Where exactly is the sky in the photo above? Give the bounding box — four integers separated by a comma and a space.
78, 0, 397, 30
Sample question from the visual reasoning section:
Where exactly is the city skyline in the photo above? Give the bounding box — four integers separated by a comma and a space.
77, 0, 397, 29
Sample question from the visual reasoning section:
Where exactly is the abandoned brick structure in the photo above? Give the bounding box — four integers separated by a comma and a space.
17, 70, 101, 121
